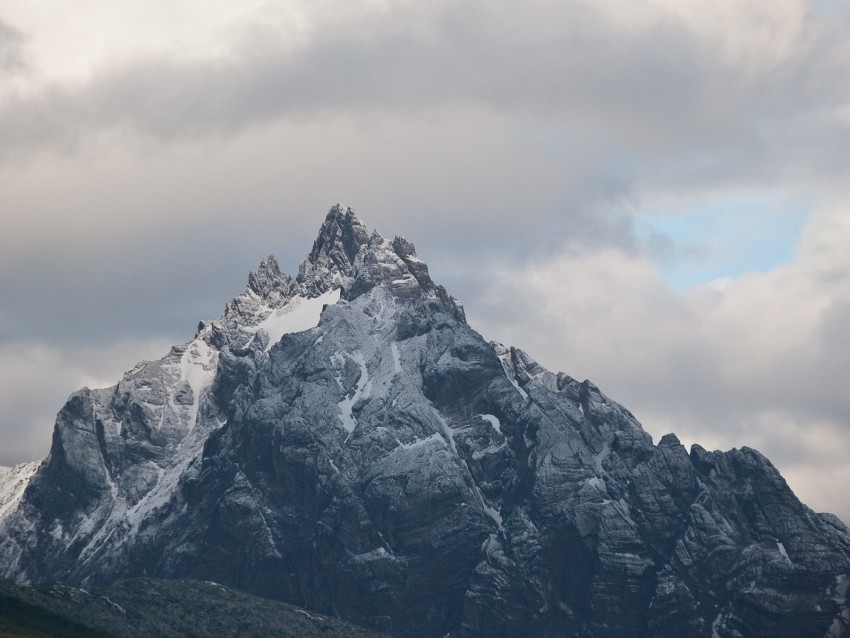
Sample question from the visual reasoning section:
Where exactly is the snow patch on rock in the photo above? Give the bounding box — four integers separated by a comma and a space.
494, 348, 528, 400
180, 339, 217, 429
337, 351, 371, 435
255, 288, 340, 351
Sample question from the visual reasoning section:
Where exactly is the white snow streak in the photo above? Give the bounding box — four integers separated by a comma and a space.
437, 414, 504, 533
496, 352, 528, 399
337, 352, 371, 434
391, 342, 401, 373
398, 433, 442, 450
180, 338, 216, 429
125, 437, 200, 530
294, 609, 323, 622
479, 494, 504, 532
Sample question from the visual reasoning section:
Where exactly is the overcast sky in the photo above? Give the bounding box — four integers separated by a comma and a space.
1, 0, 848, 522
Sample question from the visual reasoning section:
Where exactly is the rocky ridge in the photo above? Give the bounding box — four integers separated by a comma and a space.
1, 205, 848, 637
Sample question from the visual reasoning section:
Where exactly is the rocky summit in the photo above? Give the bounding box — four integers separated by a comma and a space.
1, 206, 849, 637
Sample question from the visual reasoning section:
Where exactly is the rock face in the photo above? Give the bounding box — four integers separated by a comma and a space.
1, 206, 849, 637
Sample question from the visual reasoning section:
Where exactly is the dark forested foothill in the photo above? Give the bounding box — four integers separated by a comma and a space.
0, 578, 388, 638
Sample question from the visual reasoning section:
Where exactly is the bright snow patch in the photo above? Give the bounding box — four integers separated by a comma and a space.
337, 352, 371, 435
180, 338, 217, 429
256, 288, 339, 351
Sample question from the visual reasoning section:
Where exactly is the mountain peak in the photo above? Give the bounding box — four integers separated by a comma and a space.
3, 204, 845, 637
291, 206, 465, 321
247, 255, 294, 302
297, 205, 371, 295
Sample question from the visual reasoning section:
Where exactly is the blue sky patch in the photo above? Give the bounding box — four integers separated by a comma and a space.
638, 194, 810, 291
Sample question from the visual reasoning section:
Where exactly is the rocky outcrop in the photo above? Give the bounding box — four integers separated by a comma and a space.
1, 205, 848, 637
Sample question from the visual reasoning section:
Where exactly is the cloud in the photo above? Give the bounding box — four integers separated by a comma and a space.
0, 18, 27, 73
0, 338, 172, 467
1, 2, 846, 283
0, 0, 847, 196
466, 201, 850, 521
0, 109, 643, 348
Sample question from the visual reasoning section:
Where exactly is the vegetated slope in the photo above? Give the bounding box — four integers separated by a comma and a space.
1, 206, 848, 637
1, 580, 113, 638
0, 577, 388, 638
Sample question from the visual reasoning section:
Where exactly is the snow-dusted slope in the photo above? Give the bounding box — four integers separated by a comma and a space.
0, 461, 39, 523
1, 206, 848, 638
0, 220, 355, 583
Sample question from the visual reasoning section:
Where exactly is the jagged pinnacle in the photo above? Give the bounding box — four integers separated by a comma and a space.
247, 255, 294, 300
297, 205, 372, 295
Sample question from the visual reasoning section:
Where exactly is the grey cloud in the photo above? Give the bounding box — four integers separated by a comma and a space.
0, 106, 643, 350
0, 0, 847, 196
0, 202, 312, 346
809, 296, 850, 419
0, 18, 26, 73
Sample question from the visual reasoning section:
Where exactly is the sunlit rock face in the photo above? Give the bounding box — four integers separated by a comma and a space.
2, 206, 849, 637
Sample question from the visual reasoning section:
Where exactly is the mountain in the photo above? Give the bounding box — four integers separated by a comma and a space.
1, 206, 849, 637
0, 576, 387, 637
